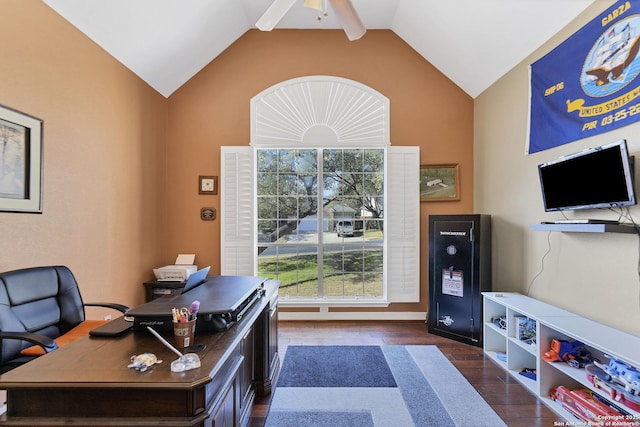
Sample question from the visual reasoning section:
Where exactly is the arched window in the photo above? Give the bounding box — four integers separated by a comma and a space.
221, 76, 419, 305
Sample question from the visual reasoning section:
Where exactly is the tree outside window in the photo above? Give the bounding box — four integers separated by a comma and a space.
257, 148, 384, 300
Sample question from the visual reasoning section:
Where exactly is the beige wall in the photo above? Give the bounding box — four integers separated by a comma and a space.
0, 1, 167, 310
475, 0, 640, 335
167, 30, 474, 314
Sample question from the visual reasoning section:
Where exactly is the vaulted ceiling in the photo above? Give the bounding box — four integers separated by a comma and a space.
42, 0, 597, 98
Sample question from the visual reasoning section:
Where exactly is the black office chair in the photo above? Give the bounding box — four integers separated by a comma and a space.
0, 265, 129, 373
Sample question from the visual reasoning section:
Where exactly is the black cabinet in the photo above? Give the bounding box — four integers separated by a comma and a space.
428, 214, 491, 347
143, 279, 186, 302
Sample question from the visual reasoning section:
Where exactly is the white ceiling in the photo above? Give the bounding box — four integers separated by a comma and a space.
42, 0, 598, 98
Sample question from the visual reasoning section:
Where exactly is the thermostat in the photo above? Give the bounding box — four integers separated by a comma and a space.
200, 207, 216, 221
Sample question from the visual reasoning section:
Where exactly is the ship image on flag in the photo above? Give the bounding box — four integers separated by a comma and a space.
582, 18, 640, 96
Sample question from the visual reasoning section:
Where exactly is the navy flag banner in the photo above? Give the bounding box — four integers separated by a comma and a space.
528, 1, 640, 154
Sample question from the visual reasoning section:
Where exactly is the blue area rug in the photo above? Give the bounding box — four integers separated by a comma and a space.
276, 345, 396, 388
265, 410, 374, 427
265, 345, 507, 427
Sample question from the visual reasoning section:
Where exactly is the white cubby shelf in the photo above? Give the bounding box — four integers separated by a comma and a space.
483, 292, 640, 423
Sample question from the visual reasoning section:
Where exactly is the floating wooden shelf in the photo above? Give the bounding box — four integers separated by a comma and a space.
530, 223, 637, 234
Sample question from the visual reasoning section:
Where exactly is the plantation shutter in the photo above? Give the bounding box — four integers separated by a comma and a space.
387, 146, 420, 302
220, 146, 254, 275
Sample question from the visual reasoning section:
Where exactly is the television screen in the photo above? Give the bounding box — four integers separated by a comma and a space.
538, 140, 636, 212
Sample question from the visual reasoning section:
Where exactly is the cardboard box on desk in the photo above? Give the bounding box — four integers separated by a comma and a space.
153, 254, 197, 281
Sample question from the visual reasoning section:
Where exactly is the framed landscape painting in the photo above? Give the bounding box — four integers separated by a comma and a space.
0, 105, 43, 213
420, 164, 459, 202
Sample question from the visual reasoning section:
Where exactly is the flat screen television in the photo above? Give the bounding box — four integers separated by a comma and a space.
538, 139, 636, 212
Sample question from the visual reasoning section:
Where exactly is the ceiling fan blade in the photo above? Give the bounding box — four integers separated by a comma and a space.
256, 0, 298, 31
303, 0, 323, 11
329, 0, 366, 41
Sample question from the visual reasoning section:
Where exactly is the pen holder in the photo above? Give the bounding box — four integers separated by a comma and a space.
173, 319, 196, 348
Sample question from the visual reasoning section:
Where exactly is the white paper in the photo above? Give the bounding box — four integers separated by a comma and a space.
442, 270, 463, 297
175, 254, 196, 265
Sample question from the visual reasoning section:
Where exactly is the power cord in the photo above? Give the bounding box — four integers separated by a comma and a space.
608, 206, 640, 234
526, 231, 552, 296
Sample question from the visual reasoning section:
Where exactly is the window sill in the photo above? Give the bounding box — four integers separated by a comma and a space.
278, 298, 391, 308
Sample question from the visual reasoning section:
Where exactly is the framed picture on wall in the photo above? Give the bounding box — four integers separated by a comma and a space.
420, 164, 460, 202
0, 104, 43, 213
199, 175, 218, 195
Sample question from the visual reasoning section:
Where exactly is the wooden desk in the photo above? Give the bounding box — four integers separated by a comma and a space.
0, 280, 279, 427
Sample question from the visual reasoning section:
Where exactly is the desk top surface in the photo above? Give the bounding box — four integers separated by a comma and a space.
0, 279, 278, 389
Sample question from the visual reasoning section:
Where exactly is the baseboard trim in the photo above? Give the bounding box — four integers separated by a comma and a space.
278, 311, 427, 321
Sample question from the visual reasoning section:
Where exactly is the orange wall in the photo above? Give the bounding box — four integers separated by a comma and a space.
0, 1, 167, 309
167, 30, 474, 313
0, 3, 474, 314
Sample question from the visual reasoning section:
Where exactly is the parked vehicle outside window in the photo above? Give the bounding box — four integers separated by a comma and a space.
336, 220, 354, 237
256, 148, 385, 299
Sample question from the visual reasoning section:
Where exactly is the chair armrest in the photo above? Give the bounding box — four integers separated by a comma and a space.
0, 331, 58, 353
84, 302, 130, 313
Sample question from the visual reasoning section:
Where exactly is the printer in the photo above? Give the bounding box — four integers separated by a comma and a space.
153, 254, 197, 281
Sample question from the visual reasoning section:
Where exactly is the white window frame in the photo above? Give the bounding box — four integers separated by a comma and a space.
221, 76, 419, 305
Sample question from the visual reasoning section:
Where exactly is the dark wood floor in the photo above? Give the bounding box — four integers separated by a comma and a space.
249, 320, 565, 427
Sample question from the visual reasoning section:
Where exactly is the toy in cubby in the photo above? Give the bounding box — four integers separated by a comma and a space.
543, 339, 595, 368
491, 315, 506, 330
586, 355, 640, 413
515, 315, 536, 347
551, 386, 640, 426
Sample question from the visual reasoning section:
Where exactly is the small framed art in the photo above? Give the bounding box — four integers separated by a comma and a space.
0, 104, 43, 213
199, 176, 218, 195
420, 164, 459, 202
